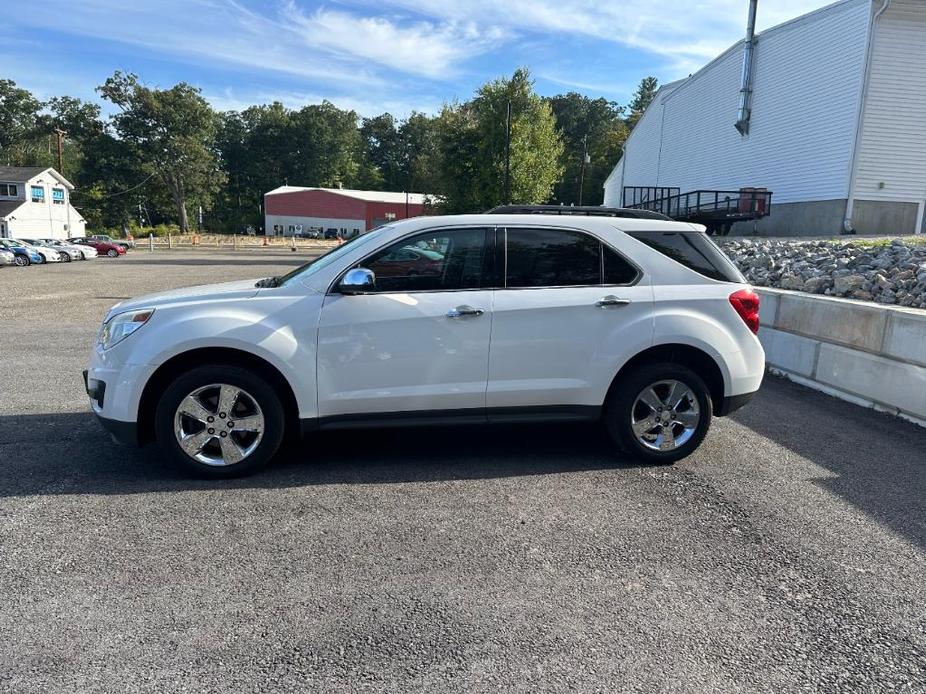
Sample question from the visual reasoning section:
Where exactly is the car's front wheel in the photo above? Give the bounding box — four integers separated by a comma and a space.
154, 365, 286, 477
605, 362, 712, 465
107, 248, 118, 257
60, 252, 72, 263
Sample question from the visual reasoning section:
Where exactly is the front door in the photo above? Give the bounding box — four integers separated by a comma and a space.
0, 222, 7, 239
317, 227, 493, 418
487, 226, 654, 411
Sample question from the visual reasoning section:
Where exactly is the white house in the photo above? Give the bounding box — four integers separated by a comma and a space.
604, 0, 926, 236
0, 166, 86, 240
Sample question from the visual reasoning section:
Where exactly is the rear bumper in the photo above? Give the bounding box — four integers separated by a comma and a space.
716, 390, 757, 416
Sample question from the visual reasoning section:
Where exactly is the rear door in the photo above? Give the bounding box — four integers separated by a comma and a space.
487, 226, 654, 412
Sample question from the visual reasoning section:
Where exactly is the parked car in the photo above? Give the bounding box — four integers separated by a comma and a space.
38, 238, 98, 260
323, 228, 339, 239
0, 248, 15, 267
14, 239, 60, 263
84, 208, 764, 477
70, 237, 126, 257
22, 238, 82, 263
0, 238, 43, 266
90, 234, 135, 250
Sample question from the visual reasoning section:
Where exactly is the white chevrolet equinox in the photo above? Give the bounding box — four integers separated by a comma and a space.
84, 207, 764, 477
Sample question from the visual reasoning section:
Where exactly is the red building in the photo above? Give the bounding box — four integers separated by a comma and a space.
264, 186, 433, 236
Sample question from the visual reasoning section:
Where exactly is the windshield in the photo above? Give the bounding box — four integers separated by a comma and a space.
278, 227, 391, 287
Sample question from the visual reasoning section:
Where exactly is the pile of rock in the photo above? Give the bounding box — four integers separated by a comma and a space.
720, 238, 926, 308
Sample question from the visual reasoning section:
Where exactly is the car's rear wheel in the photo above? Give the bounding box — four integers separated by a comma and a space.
154, 365, 286, 477
14, 255, 29, 267
605, 362, 712, 465
107, 248, 118, 257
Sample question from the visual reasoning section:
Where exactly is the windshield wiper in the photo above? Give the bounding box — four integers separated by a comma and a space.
255, 276, 281, 288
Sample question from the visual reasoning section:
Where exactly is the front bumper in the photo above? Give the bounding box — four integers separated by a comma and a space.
95, 413, 140, 445
84, 369, 139, 445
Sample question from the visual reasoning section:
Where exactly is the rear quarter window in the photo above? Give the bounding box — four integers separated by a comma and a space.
627, 231, 744, 283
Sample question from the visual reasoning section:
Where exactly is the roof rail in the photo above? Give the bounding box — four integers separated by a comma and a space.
485, 205, 672, 221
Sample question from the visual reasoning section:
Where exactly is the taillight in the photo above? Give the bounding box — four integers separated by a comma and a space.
729, 289, 760, 334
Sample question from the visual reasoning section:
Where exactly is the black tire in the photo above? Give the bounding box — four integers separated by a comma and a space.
154, 364, 286, 478
14, 255, 29, 267
60, 252, 72, 263
604, 362, 713, 465
107, 248, 118, 257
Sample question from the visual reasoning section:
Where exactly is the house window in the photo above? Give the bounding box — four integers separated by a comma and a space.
0, 183, 17, 197
52, 188, 65, 205
384, 212, 397, 221
31, 185, 45, 203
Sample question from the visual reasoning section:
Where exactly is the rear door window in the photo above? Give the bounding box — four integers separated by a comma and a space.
627, 231, 744, 283
504, 227, 639, 288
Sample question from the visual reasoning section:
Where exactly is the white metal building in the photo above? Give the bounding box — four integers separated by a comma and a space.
604, 0, 926, 236
0, 166, 86, 239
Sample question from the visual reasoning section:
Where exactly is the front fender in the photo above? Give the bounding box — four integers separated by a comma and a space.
119, 294, 322, 419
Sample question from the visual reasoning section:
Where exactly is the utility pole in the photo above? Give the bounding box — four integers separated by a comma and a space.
578, 135, 590, 206
504, 100, 512, 204
53, 128, 67, 173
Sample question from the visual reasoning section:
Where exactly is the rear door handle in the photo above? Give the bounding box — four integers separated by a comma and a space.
595, 295, 631, 308
447, 305, 485, 318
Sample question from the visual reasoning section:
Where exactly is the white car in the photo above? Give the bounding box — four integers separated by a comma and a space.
38, 238, 97, 260
0, 248, 15, 266
15, 239, 60, 263
85, 207, 765, 477
23, 238, 81, 262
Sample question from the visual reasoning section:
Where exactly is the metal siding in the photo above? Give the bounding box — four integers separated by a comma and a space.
852, 0, 926, 205
606, 0, 871, 206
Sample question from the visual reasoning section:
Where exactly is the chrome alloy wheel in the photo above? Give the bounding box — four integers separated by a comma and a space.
631, 379, 701, 452
173, 384, 265, 466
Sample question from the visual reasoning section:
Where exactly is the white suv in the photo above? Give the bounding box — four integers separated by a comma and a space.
84, 209, 764, 477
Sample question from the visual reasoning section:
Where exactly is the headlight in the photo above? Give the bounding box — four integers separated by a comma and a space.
98, 309, 155, 349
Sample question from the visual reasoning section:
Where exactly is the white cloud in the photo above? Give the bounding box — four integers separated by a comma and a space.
364, 0, 838, 78
281, 4, 507, 79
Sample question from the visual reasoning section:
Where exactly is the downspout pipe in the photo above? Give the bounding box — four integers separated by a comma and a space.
734, 0, 759, 135
844, 0, 891, 233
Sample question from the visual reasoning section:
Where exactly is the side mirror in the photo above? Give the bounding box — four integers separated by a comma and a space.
339, 267, 375, 295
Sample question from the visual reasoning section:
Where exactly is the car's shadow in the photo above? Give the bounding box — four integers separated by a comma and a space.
0, 412, 630, 498
4, 376, 926, 552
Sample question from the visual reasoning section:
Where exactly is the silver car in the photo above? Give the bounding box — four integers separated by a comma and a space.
13, 239, 60, 263
29, 238, 91, 262
0, 248, 14, 266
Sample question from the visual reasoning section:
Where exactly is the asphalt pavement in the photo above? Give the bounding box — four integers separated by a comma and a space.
1, 249, 925, 693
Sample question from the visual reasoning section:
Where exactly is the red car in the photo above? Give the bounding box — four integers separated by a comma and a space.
69, 237, 126, 258
369, 245, 443, 278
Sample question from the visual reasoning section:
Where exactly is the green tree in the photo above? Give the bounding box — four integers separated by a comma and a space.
437, 68, 564, 213
627, 76, 659, 128
98, 71, 225, 231
399, 112, 441, 195
0, 79, 43, 165
360, 113, 401, 190
546, 92, 629, 206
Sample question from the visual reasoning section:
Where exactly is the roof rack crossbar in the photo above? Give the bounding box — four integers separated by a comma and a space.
485, 205, 672, 221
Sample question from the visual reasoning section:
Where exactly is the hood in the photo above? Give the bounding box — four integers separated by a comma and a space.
108, 279, 262, 316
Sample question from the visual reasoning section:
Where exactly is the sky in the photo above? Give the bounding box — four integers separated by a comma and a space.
4, 0, 838, 118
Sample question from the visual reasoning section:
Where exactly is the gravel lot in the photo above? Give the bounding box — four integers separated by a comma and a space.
1, 250, 925, 693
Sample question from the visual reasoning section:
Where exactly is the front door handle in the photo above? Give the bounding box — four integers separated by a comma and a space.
447, 305, 485, 318
595, 295, 631, 308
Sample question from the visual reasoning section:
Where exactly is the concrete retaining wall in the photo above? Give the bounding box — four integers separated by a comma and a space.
758, 287, 926, 426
